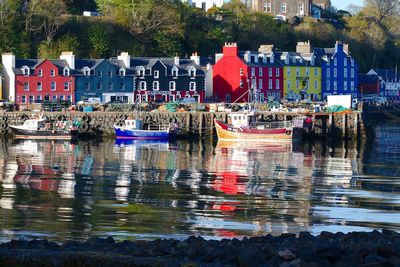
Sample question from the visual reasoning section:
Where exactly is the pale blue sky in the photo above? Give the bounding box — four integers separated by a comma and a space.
331, 0, 364, 10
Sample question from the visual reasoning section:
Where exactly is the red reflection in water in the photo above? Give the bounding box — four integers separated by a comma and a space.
213, 171, 246, 195
214, 229, 238, 238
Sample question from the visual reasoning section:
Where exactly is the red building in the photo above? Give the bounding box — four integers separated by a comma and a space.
358, 74, 380, 96
15, 59, 74, 104
213, 43, 283, 103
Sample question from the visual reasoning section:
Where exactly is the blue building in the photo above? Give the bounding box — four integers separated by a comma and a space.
314, 41, 359, 100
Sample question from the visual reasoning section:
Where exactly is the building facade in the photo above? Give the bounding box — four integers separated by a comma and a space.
366, 69, 400, 100
183, 0, 224, 11
213, 43, 283, 103
313, 41, 359, 100
250, 0, 312, 18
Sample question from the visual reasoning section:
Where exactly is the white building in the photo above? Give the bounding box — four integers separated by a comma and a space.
183, 0, 224, 11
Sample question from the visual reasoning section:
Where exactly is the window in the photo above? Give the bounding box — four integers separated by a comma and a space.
85, 83, 90, 90
259, 68, 263, 77
314, 80, 318, 89
268, 79, 272, 89
281, 3, 286, 13
296, 80, 300, 88
259, 79, 263, 89
51, 69, 55, 77
22, 95, 26, 103
97, 83, 101, 90
296, 68, 300, 76
351, 59, 355, 66
172, 67, 178, 76
344, 81, 348, 91
139, 81, 146, 90
38, 69, 43, 77
108, 82, 112, 90
276, 79, 280, 89
327, 68, 330, 78
287, 68, 291, 76
327, 81, 330, 90
60, 95, 64, 100
334, 68, 337, 78
169, 81, 176, 91
287, 80, 291, 89
37, 82, 42, 91
36, 95, 42, 101
51, 81, 56, 91
344, 69, 348, 78
83, 67, 90, 76
240, 68, 244, 76
344, 58, 347, 67
240, 80, 244, 88
251, 68, 255, 76
334, 58, 337, 66
24, 82, 29, 91
153, 81, 159, 90
333, 81, 337, 91
314, 68, 318, 76
351, 81, 355, 90
97, 71, 102, 77
154, 70, 159, 78
267, 2, 272, 12
64, 82, 69, 91
351, 68, 355, 78
189, 68, 196, 77
119, 68, 126, 76
22, 67, 30, 76
276, 68, 280, 77
63, 67, 70, 76
52, 95, 57, 101
306, 68, 309, 76
189, 82, 196, 91
268, 68, 272, 76
29, 95, 34, 103
120, 83, 124, 90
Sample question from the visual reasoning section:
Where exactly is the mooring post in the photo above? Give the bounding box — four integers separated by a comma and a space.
199, 113, 203, 137
186, 113, 191, 134
354, 112, 358, 139
342, 114, 346, 140
328, 113, 333, 136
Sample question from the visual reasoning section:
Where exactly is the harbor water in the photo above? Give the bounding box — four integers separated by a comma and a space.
0, 121, 400, 243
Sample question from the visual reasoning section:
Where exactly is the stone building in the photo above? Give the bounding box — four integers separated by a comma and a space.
250, 0, 312, 18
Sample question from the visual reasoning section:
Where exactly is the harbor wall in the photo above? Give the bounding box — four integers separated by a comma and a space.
0, 111, 364, 140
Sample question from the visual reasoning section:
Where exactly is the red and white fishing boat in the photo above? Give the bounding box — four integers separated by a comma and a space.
214, 112, 293, 142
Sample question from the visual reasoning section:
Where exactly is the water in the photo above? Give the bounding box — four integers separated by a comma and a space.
1, 122, 400, 242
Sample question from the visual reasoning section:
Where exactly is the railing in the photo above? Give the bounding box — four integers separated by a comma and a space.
250, 121, 292, 129
147, 124, 170, 131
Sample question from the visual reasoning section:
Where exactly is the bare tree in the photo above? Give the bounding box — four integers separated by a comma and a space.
364, 0, 400, 25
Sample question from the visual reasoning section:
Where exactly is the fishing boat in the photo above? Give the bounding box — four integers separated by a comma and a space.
9, 114, 79, 140
114, 118, 170, 140
214, 112, 293, 142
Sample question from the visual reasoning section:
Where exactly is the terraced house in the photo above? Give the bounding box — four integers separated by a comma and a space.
213, 43, 284, 103
280, 44, 321, 101
2, 53, 75, 104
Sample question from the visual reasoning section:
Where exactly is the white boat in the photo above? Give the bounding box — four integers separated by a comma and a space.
114, 118, 170, 140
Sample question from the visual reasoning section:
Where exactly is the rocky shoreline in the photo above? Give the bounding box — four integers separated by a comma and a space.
1, 230, 400, 266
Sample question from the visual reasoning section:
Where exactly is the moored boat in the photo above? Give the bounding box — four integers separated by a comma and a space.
214, 112, 293, 142
114, 118, 170, 140
9, 114, 79, 140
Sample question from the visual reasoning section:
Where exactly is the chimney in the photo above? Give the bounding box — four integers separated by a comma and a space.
270, 52, 275, 64
174, 54, 180, 66
343, 43, 349, 54
244, 51, 251, 62
60, 51, 75, 69
335, 40, 344, 53
190, 52, 200, 65
258, 44, 274, 53
118, 52, 131, 68
296, 40, 311, 54
1, 53, 16, 102
222, 42, 238, 57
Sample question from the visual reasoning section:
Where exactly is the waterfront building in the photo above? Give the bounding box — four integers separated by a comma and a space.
249, 0, 311, 18
2, 53, 75, 104
313, 41, 359, 100
366, 69, 400, 100
182, 0, 224, 11
358, 74, 380, 97
281, 43, 321, 101
213, 43, 283, 103
129, 54, 206, 103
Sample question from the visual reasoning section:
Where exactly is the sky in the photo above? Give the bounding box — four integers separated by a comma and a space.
331, 0, 364, 10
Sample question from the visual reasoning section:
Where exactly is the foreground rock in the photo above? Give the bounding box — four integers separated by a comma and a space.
1, 230, 400, 266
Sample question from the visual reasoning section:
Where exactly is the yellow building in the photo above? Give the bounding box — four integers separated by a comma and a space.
281, 52, 322, 101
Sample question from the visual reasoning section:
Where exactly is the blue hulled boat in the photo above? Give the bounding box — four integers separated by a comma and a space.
114, 118, 170, 140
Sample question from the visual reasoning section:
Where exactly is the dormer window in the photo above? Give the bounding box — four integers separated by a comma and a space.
83, 67, 91, 76
63, 67, 70, 76
119, 68, 126, 76
22, 66, 30, 76
189, 67, 196, 77
138, 66, 145, 77
38, 69, 43, 77
172, 66, 178, 76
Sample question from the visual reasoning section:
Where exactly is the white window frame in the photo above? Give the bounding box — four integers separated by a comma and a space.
37, 82, 42, 91
344, 81, 348, 91
240, 68, 244, 76
169, 81, 176, 91
51, 81, 56, 91
269, 79, 272, 89
259, 79, 263, 89
64, 82, 69, 91
276, 68, 280, 77
268, 68, 272, 76
153, 81, 159, 91
172, 66, 179, 76
22, 95, 26, 103
24, 82, 29, 91
63, 67, 70, 76
38, 69, 43, 77
281, 3, 286, 13
259, 68, 263, 77
154, 70, 159, 79
276, 79, 280, 90
119, 68, 126, 76
51, 69, 55, 77
22, 66, 30, 77
139, 81, 147, 91
189, 82, 196, 91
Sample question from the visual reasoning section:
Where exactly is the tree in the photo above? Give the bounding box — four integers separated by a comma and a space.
27, 0, 68, 45
364, 0, 400, 27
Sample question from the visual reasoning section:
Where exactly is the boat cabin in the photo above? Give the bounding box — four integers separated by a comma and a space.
228, 113, 254, 128
22, 119, 46, 130
124, 119, 143, 130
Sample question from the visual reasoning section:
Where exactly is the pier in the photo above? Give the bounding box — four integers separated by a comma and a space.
0, 110, 365, 140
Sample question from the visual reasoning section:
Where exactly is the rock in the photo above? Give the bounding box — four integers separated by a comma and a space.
279, 249, 297, 261
363, 254, 390, 266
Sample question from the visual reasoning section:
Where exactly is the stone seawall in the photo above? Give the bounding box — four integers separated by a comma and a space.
0, 111, 364, 140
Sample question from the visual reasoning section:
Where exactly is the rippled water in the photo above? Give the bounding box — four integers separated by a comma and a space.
1, 122, 400, 242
